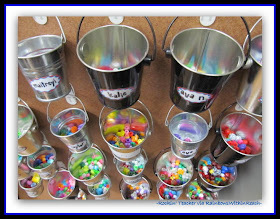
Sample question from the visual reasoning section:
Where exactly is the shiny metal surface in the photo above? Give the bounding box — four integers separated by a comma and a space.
18, 35, 71, 102
210, 112, 262, 166
169, 28, 245, 113
237, 35, 262, 117
77, 25, 149, 109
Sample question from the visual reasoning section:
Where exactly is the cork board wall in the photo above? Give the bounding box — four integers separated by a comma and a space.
18, 16, 262, 200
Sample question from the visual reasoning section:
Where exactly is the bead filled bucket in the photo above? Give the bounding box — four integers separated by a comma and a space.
49, 95, 91, 153
27, 145, 58, 180
18, 103, 43, 156
18, 17, 71, 102
210, 112, 262, 166
162, 17, 251, 113
87, 173, 111, 200
68, 144, 107, 186
47, 169, 76, 200
153, 147, 193, 190
156, 181, 183, 200
76, 17, 156, 109
100, 101, 152, 161
19, 172, 44, 198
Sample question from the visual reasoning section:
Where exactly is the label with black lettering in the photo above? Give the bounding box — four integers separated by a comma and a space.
30, 76, 61, 93
177, 87, 213, 103
100, 87, 134, 100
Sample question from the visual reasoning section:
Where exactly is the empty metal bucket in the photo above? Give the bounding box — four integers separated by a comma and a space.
18, 104, 43, 156
18, 32, 71, 102
77, 20, 156, 109
236, 35, 262, 117
210, 112, 262, 166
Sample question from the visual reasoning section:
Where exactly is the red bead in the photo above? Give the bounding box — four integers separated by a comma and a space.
242, 139, 249, 145
245, 147, 252, 154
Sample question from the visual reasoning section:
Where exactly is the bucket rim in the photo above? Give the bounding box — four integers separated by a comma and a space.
250, 34, 262, 67
18, 104, 34, 140
49, 108, 87, 138
220, 112, 262, 157
76, 24, 149, 73
170, 27, 245, 77
100, 107, 150, 150
18, 34, 63, 59
168, 112, 209, 144
197, 154, 237, 189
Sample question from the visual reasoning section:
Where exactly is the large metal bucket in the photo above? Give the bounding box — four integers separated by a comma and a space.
18, 103, 43, 156
76, 17, 156, 109
236, 34, 262, 117
210, 112, 262, 166
18, 17, 71, 102
163, 17, 251, 113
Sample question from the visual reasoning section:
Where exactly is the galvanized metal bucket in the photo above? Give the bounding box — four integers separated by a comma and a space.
153, 147, 194, 190
162, 17, 251, 113
76, 17, 156, 109
156, 180, 183, 200
210, 112, 262, 166
18, 100, 43, 156
18, 17, 71, 102
47, 169, 76, 200
18, 156, 31, 180
99, 100, 153, 161
48, 95, 91, 153
87, 173, 111, 200
165, 105, 212, 159
237, 34, 262, 117
19, 172, 44, 198
27, 145, 58, 180
68, 144, 107, 186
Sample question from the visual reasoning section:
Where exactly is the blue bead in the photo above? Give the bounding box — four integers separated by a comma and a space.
238, 144, 246, 150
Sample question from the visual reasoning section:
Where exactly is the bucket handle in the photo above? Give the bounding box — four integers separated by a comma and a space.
164, 104, 212, 130
98, 100, 154, 137
55, 16, 66, 44
76, 16, 156, 64
162, 16, 251, 67
46, 94, 89, 123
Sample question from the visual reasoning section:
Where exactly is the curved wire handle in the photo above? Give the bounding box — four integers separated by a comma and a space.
55, 16, 66, 43
242, 17, 262, 49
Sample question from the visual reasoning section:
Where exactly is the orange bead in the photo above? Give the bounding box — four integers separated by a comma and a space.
70, 126, 78, 133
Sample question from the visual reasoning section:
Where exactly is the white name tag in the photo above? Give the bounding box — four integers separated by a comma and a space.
177, 87, 213, 103
100, 87, 134, 100
30, 76, 61, 92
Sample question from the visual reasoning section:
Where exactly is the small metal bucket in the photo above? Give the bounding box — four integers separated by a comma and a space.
162, 17, 251, 113
68, 144, 107, 186
87, 173, 111, 200
48, 95, 91, 153
27, 145, 58, 180
19, 172, 44, 198
18, 17, 71, 102
237, 34, 262, 117
76, 17, 156, 109
186, 178, 218, 200
197, 154, 237, 192
114, 149, 148, 185
119, 175, 152, 200
18, 102, 43, 156
153, 147, 193, 190
156, 180, 183, 200
165, 105, 212, 159
210, 112, 262, 166
47, 169, 76, 200
99, 100, 153, 161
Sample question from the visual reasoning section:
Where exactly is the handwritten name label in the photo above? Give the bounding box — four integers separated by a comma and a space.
30, 76, 60, 93
100, 87, 134, 100
68, 140, 87, 152
177, 87, 213, 103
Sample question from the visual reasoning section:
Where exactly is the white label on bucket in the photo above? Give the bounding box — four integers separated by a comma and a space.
180, 148, 198, 156
67, 140, 87, 151
110, 147, 141, 159
99, 87, 134, 100
29, 76, 61, 93
177, 87, 213, 103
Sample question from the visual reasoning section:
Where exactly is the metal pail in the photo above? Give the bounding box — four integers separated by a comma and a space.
165, 105, 212, 159
68, 144, 107, 186
18, 19, 71, 102
18, 156, 31, 180
49, 96, 91, 153
156, 181, 183, 200
114, 149, 148, 185
153, 147, 193, 190
19, 172, 44, 198
87, 173, 111, 200
162, 17, 251, 113
99, 100, 152, 161
119, 175, 152, 200
18, 104, 43, 156
27, 145, 58, 180
186, 179, 218, 200
236, 35, 262, 117
47, 169, 76, 200
210, 112, 262, 166
197, 154, 237, 192
76, 17, 156, 109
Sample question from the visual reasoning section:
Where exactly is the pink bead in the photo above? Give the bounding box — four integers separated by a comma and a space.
79, 176, 84, 180
86, 173, 90, 177
237, 139, 243, 144
99, 159, 104, 164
